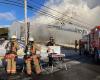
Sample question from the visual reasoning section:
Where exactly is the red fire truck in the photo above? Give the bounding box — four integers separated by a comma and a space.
89, 26, 100, 61
80, 26, 100, 61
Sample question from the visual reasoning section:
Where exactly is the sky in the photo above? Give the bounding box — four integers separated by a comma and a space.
0, 0, 100, 29
0, 0, 47, 26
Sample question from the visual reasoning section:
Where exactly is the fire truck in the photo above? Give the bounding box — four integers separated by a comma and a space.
89, 26, 100, 61
81, 26, 100, 61
79, 34, 89, 55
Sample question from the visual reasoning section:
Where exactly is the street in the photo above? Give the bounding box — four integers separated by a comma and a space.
0, 47, 100, 80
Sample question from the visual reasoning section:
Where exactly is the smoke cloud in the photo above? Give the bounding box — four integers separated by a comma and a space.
31, 0, 100, 29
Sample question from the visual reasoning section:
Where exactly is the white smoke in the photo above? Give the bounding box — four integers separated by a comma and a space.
31, 0, 100, 29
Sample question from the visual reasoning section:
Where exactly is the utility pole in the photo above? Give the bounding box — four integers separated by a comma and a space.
27, 22, 30, 43
24, 0, 28, 45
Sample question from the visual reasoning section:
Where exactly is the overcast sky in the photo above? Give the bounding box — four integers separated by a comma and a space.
32, 0, 100, 29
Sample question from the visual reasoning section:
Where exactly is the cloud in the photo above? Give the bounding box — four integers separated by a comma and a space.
0, 12, 16, 21
86, 0, 100, 8
31, 0, 100, 29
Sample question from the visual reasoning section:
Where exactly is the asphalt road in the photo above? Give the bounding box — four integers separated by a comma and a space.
0, 47, 100, 80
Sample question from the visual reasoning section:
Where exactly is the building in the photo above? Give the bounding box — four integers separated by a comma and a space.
9, 21, 25, 40
9, 21, 89, 47
0, 27, 9, 39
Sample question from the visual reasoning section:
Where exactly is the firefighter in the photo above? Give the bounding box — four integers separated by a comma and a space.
46, 37, 55, 46
79, 40, 82, 55
75, 40, 78, 52
5, 35, 19, 75
24, 37, 41, 75
46, 37, 55, 66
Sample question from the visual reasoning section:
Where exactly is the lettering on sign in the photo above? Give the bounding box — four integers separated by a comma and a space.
48, 25, 87, 34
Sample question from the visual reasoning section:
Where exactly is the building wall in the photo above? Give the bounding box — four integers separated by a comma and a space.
9, 21, 25, 39
9, 21, 88, 46
0, 28, 8, 39
30, 23, 88, 45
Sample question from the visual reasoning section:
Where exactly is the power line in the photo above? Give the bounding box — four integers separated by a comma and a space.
29, 0, 66, 16
0, 1, 63, 22
27, 0, 89, 29
29, 0, 93, 28
0, 0, 68, 22
4, 0, 92, 28
0, 1, 23, 8
2, 0, 79, 23
27, 5, 90, 29
0, 0, 90, 29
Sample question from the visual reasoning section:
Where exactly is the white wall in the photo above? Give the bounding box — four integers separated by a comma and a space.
29, 23, 88, 45
9, 21, 25, 39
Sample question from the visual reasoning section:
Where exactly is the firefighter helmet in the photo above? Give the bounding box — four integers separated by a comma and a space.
50, 36, 54, 40
11, 35, 17, 39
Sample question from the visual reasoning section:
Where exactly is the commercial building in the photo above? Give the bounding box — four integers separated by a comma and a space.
9, 21, 25, 40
